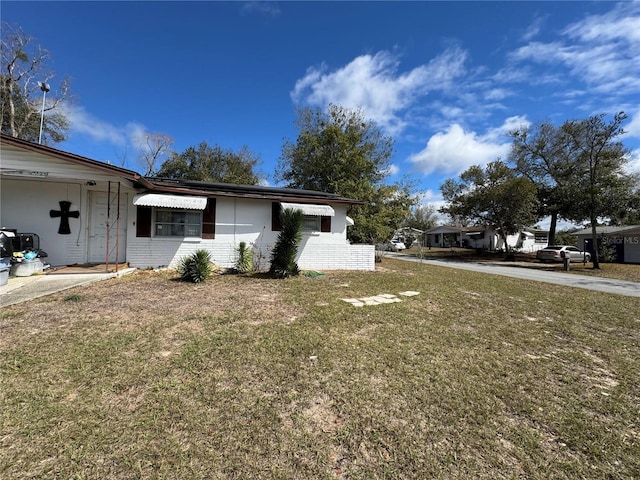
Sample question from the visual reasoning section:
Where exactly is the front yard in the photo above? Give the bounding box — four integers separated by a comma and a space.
1, 258, 638, 479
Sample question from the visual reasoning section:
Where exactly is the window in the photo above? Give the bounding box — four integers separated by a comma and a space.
136, 198, 216, 239
302, 215, 320, 232
272, 202, 331, 233
154, 209, 201, 237
534, 233, 548, 244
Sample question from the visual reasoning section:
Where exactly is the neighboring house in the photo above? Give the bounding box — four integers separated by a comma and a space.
422, 225, 548, 253
573, 225, 640, 264
0, 134, 374, 271
392, 227, 424, 246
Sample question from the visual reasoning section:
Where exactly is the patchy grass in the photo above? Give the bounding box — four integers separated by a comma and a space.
1, 260, 639, 479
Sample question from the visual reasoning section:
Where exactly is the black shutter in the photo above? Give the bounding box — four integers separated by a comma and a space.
272, 202, 282, 231
320, 216, 331, 232
202, 198, 216, 239
136, 206, 152, 237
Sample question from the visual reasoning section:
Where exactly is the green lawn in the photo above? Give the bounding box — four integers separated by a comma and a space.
1, 259, 638, 479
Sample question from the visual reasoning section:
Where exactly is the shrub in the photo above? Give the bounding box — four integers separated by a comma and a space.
597, 236, 617, 263
269, 208, 303, 278
177, 249, 213, 283
235, 241, 253, 273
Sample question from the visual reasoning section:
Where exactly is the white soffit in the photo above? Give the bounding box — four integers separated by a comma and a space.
281, 202, 335, 216
133, 193, 208, 210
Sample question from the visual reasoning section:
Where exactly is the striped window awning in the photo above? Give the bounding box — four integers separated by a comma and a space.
281, 202, 335, 216
133, 194, 208, 210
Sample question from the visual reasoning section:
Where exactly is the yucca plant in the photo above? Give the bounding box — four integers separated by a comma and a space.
177, 249, 212, 283
235, 241, 253, 273
269, 208, 303, 279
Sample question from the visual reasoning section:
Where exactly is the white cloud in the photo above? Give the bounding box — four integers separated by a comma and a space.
509, 2, 640, 96
622, 109, 640, 174
241, 1, 281, 17
624, 148, 640, 175
625, 108, 640, 139
64, 104, 127, 146
562, 2, 640, 44
291, 47, 468, 135
522, 15, 547, 42
385, 164, 400, 176
64, 103, 154, 160
408, 116, 530, 176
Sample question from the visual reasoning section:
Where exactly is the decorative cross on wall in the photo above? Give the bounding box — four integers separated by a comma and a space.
50, 200, 80, 235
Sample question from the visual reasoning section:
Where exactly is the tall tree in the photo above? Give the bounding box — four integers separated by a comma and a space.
138, 133, 174, 175
156, 142, 263, 185
1, 22, 69, 143
560, 112, 632, 268
278, 104, 415, 243
509, 121, 577, 246
440, 160, 538, 254
402, 204, 438, 232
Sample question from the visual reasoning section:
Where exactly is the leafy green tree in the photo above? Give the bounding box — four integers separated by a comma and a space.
509, 121, 578, 246
440, 160, 538, 254
156, 142, 263, 184
1, 22, 69, 143
608, 184, 640, 225
560, 112, 633, 268
554, 229, 579, 246
269, 208, 303, 279
278, 104, 415, 243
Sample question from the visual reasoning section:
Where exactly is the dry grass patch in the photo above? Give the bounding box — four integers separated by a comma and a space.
1, 260, 639, 479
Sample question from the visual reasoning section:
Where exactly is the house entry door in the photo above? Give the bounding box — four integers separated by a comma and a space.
88, 190, 127, 264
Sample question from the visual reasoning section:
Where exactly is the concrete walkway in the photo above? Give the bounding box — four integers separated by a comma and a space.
387, 253, 640, 298
1, 269, 136, 308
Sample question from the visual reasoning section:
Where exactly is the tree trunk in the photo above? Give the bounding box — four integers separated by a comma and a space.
548, 212, 558, 246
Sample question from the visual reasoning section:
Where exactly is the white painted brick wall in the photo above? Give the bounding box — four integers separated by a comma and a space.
126, 197, 375, 271
127, 238, 374, 271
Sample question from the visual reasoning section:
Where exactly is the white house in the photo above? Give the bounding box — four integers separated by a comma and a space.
0, 134, 374, 271
573, 225, 640, 264
422, 225, 548, 253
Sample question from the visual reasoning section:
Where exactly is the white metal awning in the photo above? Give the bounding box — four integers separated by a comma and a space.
281, 202, 335, 216
133, 193, 208, 210
346, 215, 355, 226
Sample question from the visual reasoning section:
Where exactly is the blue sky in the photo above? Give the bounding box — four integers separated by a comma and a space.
4, 1, 640, 218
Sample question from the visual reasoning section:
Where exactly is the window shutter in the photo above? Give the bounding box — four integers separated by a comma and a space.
320, 216, 331, 233
136, 206, 152, 237
202, 198, 216, 239
272, 202, 282, 231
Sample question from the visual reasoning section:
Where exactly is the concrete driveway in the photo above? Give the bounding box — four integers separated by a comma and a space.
1, 269, 135, 307
387, 253, 640, 298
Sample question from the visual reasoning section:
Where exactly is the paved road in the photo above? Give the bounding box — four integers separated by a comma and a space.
387, 253, 640, 298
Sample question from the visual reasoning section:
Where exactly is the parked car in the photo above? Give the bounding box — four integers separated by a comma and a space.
376, 241, 406, 252
536, 245, 591, 263
391, 241, 406, 251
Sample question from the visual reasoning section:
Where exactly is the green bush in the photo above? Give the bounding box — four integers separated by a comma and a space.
235, 241, 253, 273
269, 208, 303, 278
177, 249, 213, 283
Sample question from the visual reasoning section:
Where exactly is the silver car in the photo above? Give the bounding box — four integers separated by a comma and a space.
536, 245, 591, 263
